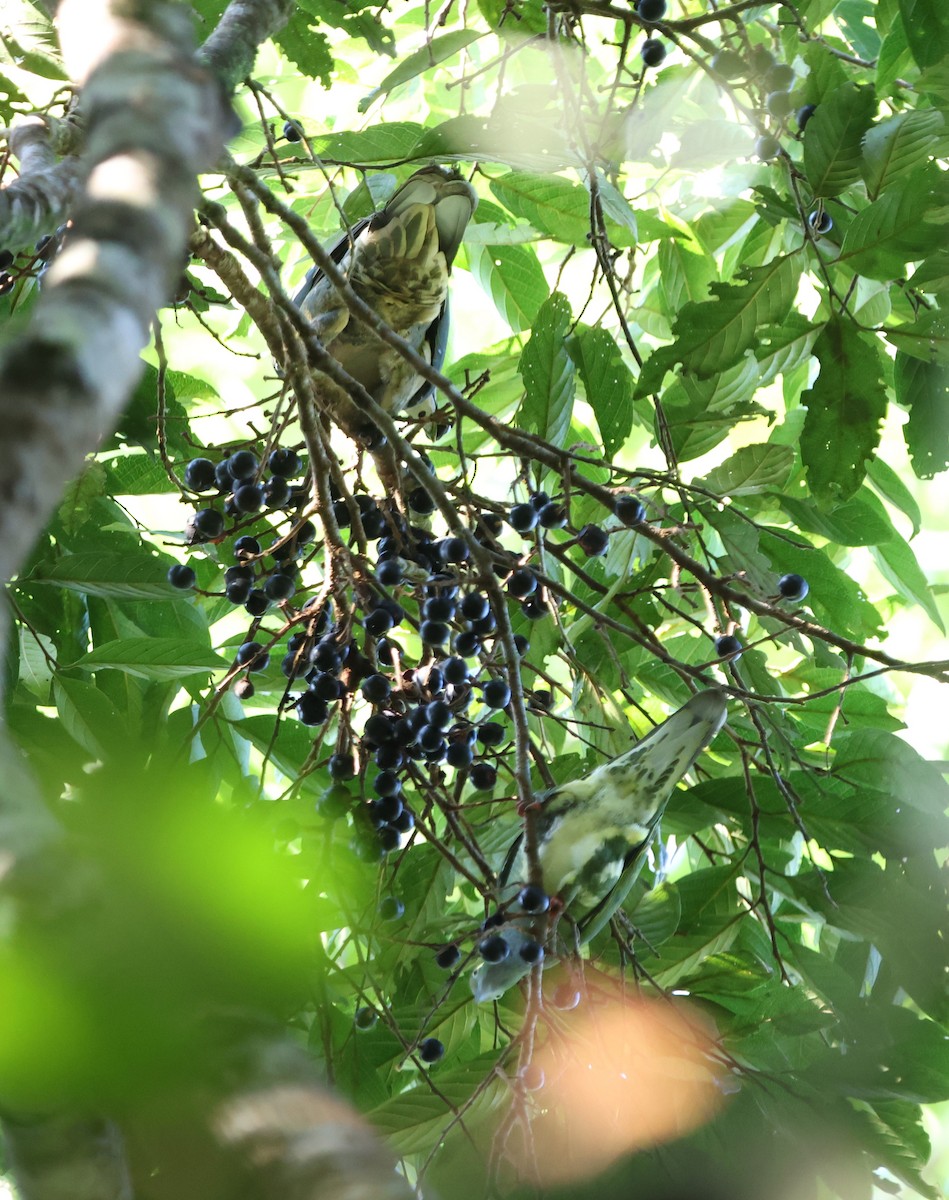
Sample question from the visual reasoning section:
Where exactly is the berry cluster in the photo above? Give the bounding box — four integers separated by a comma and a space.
167, 448, 311, 610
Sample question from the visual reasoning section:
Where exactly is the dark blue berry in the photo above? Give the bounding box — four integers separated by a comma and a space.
483, 679, 511, 710
509, 503, 539, 533
354, 1006, 377, 1030
373, 769, 401, 797
715, 634, 743, 661
192, 508, 224, 539
614, 494, 646, 525
263, 476, 291, 508
419, 1037, 444, 1063
470, 762, 497, 790
518, 885, 550, 913
479, 934, 510, 963
237, 642, 269, 670
578, 524, 609, 556
328, 753, 355, 779
234, 483, 264, 514
167, 563, 196, 589
245, 589, 270, 616
436, 945, 460, 969
228, 450, 259, 480
184, 458, 216, 491
420, 620, 450, 645
778, 573, 809, 601
362, 674, 391, 704
265, 573, 296, 601
268, 447, 302, 477
234, 535, 261, 557
376, 559, 403, 587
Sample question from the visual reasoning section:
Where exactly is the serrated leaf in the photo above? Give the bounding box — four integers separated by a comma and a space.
358, 30, 483, 112
518, 292, 575, 447
760, 531, 884, 641
839, 177, 943, 280
303, 123, 425, 165
803, 83, 877, 198
370, 1055, 506, 1154
754, 315, 820, 385
862, 110, 944, 199
801, 319, 888, 504
701, 444, 795, 496
272, 10, 335, 85
71, 638, 227, 680
657, 239, 717, 317
30, 553, 180, 600
565, 325, 634, 459
103, 454, 177, 496
490, 172, 596, 246
468, 230, 549, 333
636, 255, 800, 391
894, 351, 949, 478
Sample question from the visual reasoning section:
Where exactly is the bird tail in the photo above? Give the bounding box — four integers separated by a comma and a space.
381, 166, 478, 266
608, 688, 728, 795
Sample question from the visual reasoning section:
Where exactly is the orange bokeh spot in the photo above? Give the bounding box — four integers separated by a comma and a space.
513, 989, 724, 1185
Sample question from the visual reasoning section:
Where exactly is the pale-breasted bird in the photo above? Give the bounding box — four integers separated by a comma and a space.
294, 166, 478, 441
470, 689, 728, 1003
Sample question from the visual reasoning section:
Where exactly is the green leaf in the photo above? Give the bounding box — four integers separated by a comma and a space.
103, 454, 177, 496
30, 553, 181, 600
899, 0, 949, 70
303, 123, 425, 165
657, 239, 717, 317
760, 530, 884, 640
894, 351, 949, 478
272, 10, 335, 85
71, 639, 227, 680
776, 490, 900, 547
865, 456, 922, 536
53, 677, 128, 758
839, 177, 944, 280
800, 319, 888, 504
803, 83, 877, 198
411, 113, 576, 171
490, 172, 597, 246
909, 250, 949, 294
467, 221, 549, 333
358, 31, 483, 112
517, 293, 575, 448
872, 535, 945, 630
565, 325, 635, 459
701, 444, 795, 496
876, 15, 914, 97
0, 31, 67, 80
862, 110, 944, 199
886, 309, 949, 365
636, 255, 800, 391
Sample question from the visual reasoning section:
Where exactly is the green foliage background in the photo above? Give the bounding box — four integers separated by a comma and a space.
1, 0, 948, 1197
